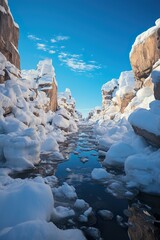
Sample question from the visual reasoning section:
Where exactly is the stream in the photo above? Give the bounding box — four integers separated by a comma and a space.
11, 122, 160, 240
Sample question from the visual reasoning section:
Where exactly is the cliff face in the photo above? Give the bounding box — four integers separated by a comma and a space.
0, 0, 20, 69
130, 19, 160, 89
22, 59, 58, 112
0, 0, 58, 112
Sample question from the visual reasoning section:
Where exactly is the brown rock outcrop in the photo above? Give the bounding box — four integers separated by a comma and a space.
0, 0, 20, 69
128, 206, 160, 240
130, 22, 160, 89
132, 125, 160, 147
116, 92, 135, 113
40, 81, 57, 112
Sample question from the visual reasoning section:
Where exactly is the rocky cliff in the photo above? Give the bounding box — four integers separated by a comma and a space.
130, 19, 160, 89
0, 0, 58, 111
0, 0, 20, 71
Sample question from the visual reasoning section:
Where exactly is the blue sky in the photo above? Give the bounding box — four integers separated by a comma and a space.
9, 0, 160, 117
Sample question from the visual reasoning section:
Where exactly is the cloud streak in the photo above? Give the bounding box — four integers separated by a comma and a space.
37, 43, 47, 51
28, 34, 41, 41
58, 52, 101, 72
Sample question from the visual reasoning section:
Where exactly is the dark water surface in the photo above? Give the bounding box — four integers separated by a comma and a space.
11, 122, 160, 240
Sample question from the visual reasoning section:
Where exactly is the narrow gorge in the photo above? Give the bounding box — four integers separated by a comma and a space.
0, 1, 160, 240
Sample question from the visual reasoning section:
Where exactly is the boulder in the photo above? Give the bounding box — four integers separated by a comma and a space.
130, 19, 160, 88
128, 206, 160, 240
132, 125, 160, 147
0, 0, 20, 69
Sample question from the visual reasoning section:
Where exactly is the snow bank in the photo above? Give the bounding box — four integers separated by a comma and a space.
103, 141, 137, 167
128, 107, 160, 135
0, 52, 79, 170
0, 178, 53, 230
0, 220, 86, 240
125, 150, 160, 194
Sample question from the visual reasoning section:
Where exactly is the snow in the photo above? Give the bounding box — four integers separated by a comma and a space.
116, 71, 135, 98
128, 107, 160, 135
103, 141, 137, 167
155, 18, 160, 27
0, 178, 53, 230
53, 182, 77, 200
91, 168, 112, 180
102, 78, 118, 92
0, 220, 86, 240
0, 5, 7, 14
52, 114, 70, 129
74, 199, 89, 210
130, 19, 160, 56
52, 206, 75, 221
125, 150, 160, 194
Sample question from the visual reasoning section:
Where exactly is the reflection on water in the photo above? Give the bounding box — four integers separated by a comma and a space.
10, 123, 160, 240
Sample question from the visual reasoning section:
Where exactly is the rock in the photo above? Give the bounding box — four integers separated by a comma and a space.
132, 125, 160, 147
128, 206, 160, 240
0, 0, 20, 69
130, 21, 160, 88
116, 91, 135, 113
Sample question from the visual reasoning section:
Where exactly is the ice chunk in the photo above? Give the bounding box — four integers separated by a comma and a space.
91, 168, 112, 181
53, 182, 77, 200
98, 210, 114, 220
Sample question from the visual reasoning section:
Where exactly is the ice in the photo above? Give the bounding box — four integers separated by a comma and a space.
52, 206, 75, 221
85, 227, 101, 240
91, 168, 112, 181
74, 199, 89, 210
98, 210, 114, 220
80, 157, 89, 163
66, 168, 72, 172
53, 182, 77, 200
0, 220, 86, 240
0, 5, 7, 14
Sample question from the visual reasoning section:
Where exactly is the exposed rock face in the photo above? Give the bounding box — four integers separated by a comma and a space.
128, 206, 160, 240
130, 20, 160, 89
22, 59, 58, 112
132, 125, 160, 147
116, 92, 135, 113
0, 0, 20, 69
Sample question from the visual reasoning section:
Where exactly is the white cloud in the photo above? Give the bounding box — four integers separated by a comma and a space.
56, 35, 70, 41
58, 52, 101, 72
28, 34, 41, 41
37, 43, 47, 51
49, 50, 56, 54
51, 38, 57, 43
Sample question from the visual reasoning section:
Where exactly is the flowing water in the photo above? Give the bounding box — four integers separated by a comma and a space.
11, 122, 160, 240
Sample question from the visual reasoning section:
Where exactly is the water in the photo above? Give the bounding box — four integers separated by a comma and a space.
11, 122, 160, 240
